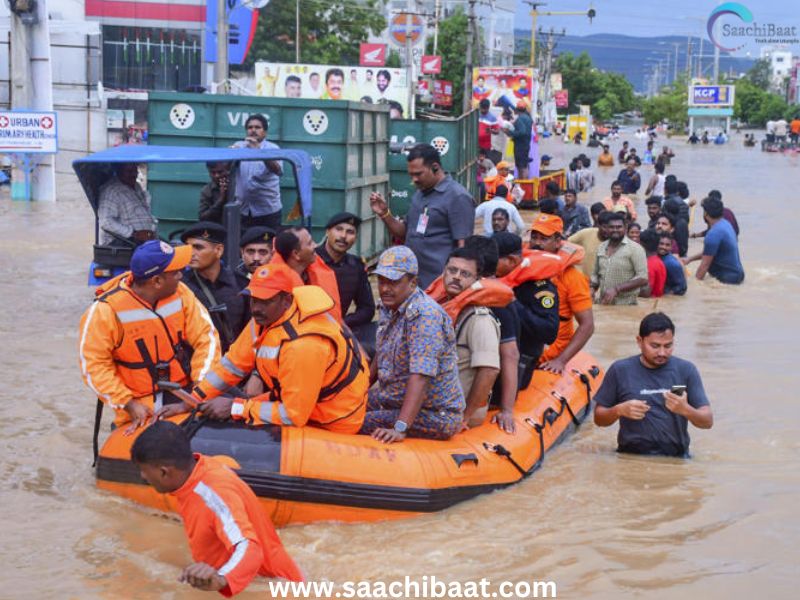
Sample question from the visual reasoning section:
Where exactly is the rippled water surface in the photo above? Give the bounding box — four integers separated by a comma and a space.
1, 135, 798, 598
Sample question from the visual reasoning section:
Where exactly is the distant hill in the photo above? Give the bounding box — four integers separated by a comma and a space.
513, 32, 755, 92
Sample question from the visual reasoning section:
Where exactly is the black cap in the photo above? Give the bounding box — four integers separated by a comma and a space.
492, 231, 522, 257
181, 221, 227, 244
240, 226, 276, 248
325, 211, 362, 230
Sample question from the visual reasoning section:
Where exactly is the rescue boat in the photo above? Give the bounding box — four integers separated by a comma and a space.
95, 353, 603, 526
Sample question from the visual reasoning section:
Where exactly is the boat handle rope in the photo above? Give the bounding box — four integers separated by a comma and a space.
482, 443, 529, 477
571, 368, 594, 407
551, 391, 582, 427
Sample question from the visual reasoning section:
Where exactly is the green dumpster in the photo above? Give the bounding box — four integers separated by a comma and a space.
146, 92, 389, 257
388, 110, 478, 217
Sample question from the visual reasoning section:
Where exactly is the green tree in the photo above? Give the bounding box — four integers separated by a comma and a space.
553, 52, 636, 120
745, 58, 772, 89
242, 0, 387, 70
641, 77, 688, 128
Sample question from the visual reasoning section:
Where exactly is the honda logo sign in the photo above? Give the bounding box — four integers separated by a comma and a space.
421, 55, 442, 74
359, 43, 386, 67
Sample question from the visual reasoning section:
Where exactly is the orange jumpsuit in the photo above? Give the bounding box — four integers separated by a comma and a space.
173, 454, 303, 596
78, 274, 221, 426
195, 286, 368, 434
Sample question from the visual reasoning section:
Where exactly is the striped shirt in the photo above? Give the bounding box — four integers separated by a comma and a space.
97, 176, 157, 244
592, 237, 648, 305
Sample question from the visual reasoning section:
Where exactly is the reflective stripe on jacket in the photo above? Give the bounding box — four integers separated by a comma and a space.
173, 454, 303, 596
78, 273, 220, 425
196, 286, 367, 434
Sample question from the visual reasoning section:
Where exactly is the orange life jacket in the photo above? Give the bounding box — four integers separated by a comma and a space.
500, 244, 585, 288
252, 286, 367, 432
270, 253, 343, 322
93, 274, 193, 399
425, 277, 515, 324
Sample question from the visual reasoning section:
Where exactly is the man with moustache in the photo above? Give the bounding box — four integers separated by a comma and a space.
316, 212, 375, 331
233, 226, 275, 290
594, 312, 713, 457
439, 247, 501, 429
322, 68, 345, 100
189, 264, 369, 434
360, 246, 465, 443
591, 212, 648, 305
181, 222, 248, 352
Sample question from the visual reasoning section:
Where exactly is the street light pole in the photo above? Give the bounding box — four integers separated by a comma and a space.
215, 0, 229, 92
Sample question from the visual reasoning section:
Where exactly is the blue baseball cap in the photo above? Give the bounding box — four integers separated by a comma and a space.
374, 245, 419, 281
130, 240, 192, 280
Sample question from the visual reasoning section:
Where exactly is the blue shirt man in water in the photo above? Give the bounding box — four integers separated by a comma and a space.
594, 312, 713, 457
683, 196, 744, 284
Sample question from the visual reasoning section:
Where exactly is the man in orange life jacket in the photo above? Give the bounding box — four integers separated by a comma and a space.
131, 421, 303, 596
179, 263, 368, 434
426, 247, 514, 429
78, 240, 220, 433
270, 227, 342, 322
494, 232, 560, 390
529, 214, 595, 375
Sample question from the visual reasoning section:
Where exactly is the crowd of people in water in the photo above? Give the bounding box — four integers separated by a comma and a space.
78, 112, 740, 595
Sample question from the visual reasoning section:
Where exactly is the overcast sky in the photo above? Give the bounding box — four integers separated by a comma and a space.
513, 0, 799, 57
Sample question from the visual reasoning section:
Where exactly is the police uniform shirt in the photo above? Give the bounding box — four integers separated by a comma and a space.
512, 279, 560, 362
184, 266, 249, 352
233, 261, 251, 291
316, 244, 376, 329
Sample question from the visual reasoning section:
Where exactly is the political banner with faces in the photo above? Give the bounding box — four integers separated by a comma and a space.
254, 62, 410, 118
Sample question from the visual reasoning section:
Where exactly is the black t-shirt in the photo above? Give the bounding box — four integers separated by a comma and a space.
512, 279, 559, 361
594, 355, 710, 456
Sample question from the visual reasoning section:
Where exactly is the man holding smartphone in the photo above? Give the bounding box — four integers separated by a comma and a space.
593, 312, 713, 457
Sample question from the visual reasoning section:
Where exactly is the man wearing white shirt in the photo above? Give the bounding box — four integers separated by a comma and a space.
475, 190, 526, 235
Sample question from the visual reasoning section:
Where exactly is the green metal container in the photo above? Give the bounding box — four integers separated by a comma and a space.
146, 92, 389, 257
388, 110, 478, 218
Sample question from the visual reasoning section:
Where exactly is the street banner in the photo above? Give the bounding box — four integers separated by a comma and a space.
554, 89, 569, 108
432, 80, 453, 107
471, 67, 536, 111
255, 62, 410, 116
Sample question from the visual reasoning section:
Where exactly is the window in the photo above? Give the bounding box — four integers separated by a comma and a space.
102, 26, 202, 91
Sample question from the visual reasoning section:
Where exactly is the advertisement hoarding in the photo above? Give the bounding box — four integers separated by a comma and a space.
554, 89, 569, 108
688, 85, 735, 107
359, 43, 386, 67
432, 80, 453, 107
254, 62, 410, 117
421, 55, 442, 74
471, 67, 537, 111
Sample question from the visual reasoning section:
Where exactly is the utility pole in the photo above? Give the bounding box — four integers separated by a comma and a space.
672, 42, 679, 82
464, 0, 476, 113
405, 2, 415, 118
697, 34, 704, 79
295, 0, 300, 63
686, 37, 693, 80
214, 0, 229, 92
10, 0, 55, 201
525, 2, 595, 68
433, 0, 440, 56
541, 27, 565, 128
488, 0, 496, 65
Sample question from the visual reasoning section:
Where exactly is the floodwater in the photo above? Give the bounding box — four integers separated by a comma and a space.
1, 133, 798, 599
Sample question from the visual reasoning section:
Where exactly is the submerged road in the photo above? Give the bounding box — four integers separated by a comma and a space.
0, 134, 797, 598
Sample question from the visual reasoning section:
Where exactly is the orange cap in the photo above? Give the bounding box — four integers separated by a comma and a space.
243, 264, 296, 300
496, 161, 511, 171
531, 214, 564, 236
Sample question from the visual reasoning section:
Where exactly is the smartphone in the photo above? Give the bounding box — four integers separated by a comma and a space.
670, 385, 687, 396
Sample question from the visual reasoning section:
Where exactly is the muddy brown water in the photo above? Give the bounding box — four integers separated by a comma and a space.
1, 134, 797, 598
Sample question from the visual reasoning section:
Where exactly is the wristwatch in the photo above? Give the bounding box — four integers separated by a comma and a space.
393, 420, 409, 434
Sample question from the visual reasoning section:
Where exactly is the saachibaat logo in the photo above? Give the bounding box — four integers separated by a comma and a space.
707, 3, 753, 51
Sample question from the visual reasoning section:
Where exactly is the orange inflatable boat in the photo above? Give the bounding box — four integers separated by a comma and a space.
96, 353, 603, 527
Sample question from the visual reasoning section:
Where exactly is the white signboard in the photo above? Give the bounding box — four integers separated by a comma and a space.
0, 111, 58, 154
